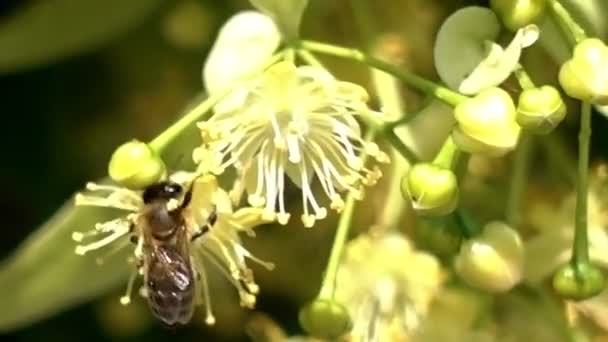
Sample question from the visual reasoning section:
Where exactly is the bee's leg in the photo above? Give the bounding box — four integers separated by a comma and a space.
207, 206, 218, 226
178, 182, 195, 210
127, 221, 139, 244
191, 206, 218, 241
190, 225, 210, 241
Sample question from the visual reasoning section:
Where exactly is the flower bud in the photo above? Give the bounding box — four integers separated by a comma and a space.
403, 163, 459, 216
453, 87, 520, 156
108, 140, 166, 190
559, 38, 608, 105
250, 0, 308, 41
552, 262, 605, 300
516, 85, 567, 134
299, 299, 352, 339
490, 0, 547, 31
203, 11, 280, 114
454, 221, 524, 292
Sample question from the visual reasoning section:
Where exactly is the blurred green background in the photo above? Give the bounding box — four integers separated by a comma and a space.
2, 0, 607, 341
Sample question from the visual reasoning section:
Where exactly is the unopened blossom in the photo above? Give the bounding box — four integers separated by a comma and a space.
195, 61, 389, 227
335, 233, 445, 341
72, 172, 273, 325
203, 11, 281, 114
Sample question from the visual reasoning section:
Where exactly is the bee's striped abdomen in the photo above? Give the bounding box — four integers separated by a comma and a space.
146, 246, 195, 325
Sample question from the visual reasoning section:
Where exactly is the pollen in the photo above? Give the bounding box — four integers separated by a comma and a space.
195, 61, 389, 227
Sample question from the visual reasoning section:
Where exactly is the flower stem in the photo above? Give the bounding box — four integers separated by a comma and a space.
433, 136, 460, 170
572, 101, 592, 265
547, 0, 587, 45
506, 134, 533, 227
296, 49, 325, 68
453, 209, 481, 239
148, 51, 286, 154
385, 95, 434, 129
148, 89, 230, 153
384, 128, 419, 163
300, 40, 468, 107
514, 65, 536, 90
318, 129, 377, 299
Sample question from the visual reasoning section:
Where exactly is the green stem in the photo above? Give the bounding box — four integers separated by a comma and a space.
572, 101, 592, 265
514, 65, 536, 90
385, 95, 434, 129
453, 209, 481, 239
296, 49, 325, 68
284, 48, 296, 63
148, 51, 285, 153
318, 129, 377, 299
384, 128, 419, 163
148, 89, 229, 153
300, 40, 468, 107
432, 136, 460, 170
547, 0, 587, 45
506, 134, 533, 227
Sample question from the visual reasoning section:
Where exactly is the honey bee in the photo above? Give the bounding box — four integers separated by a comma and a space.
137, 180, 216, 326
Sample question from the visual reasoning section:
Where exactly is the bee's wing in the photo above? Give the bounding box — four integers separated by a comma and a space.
145, 244, 195, 325
144, 222, 193, 288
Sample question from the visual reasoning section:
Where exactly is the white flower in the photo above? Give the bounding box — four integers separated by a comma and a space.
195, 61, 389, 227
434, 6, 539, 95
459, 24, 538, 95
335, 233, 445, 341
72, 172, 273, 325
203, 11, 281, 114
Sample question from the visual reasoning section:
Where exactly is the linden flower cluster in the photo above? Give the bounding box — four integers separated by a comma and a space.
195, 61, 389, 227
72, 172, 274, 325
70, 57, 388, 325
336, 234, 444, 341
71, 0, 390, 328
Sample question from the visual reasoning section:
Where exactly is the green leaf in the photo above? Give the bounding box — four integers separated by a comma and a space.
0, 0, 163, 73
0, 196, 130, 332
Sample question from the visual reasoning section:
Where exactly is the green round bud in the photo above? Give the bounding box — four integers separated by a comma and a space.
453, 87, 520, 156
416, 217, 463, 257
516, 85, 567, 134
299, 299, 352, 339
108, 140, 166, 190
552, 262, 605, 300
559, 38, 608, 105
403, 163, 459, 216
454, 221, 524, 292
490, 0, 546, 31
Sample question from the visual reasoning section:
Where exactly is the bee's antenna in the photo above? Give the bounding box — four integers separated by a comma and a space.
178, 171, 204, 210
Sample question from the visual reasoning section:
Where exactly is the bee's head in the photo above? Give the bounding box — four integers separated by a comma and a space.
142, 181, 183, 204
